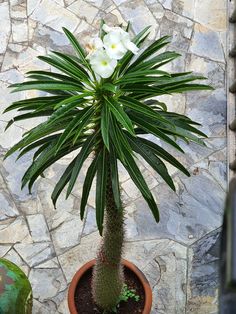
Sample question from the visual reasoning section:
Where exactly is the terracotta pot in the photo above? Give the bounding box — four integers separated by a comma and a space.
68, 259, 152, 314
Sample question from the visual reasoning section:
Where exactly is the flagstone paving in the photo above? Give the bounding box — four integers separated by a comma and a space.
0, 0, 227, 313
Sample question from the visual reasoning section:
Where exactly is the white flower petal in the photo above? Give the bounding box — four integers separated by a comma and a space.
89, 48, 117, 78
92, 63, 115, 78
103, 32, 127, 60
102, 24, 112, 33
125, 41, 139, 54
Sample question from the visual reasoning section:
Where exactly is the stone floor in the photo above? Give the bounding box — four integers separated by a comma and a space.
0, 0, 227, 313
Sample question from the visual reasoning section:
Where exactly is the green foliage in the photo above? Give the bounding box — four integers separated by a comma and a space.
103, 284, 140, 313
4, 25, 213, 235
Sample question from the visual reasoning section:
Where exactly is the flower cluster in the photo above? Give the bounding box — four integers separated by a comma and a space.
87, 24, 139, 79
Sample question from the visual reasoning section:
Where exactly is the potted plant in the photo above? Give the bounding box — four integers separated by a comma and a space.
4, 21, 212, 313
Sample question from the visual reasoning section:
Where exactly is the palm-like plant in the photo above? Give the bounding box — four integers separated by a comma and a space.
4, 22, 212, 311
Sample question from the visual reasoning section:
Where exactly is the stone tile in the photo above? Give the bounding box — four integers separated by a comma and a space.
51, 210, 83, 255
1, 152, 42, 214
73, 20, 94, 47
27, 214, 51, 242
64, 0, 76, 6
0, 2, 11, 54
0, 186, 19, 221
0, 216, 31, 244
0, 121, 24, 150
10, 3, 27, 19
187, 229, 220, 313
2, 47, 49, 72
159, 0, 195, 20
68, 1, 99, 24
14, 242, 55, 267
34, 257, 59, 269
110, 8, 128, 25
193, 159, 227, 191
190, 24, 225, 63
3, 248, 29, 276
172, 0, 195, 20
186, 88, 226, 137
0, 68, 24, 83
32, 299, 59, 314
194, 0, 227, 31
32, 24, 74, 53
159, 0, 172, 9
149, 2, 165, 20
186, 54, 225, 88
30, 0, 79, 33
27, 0, 41, 16
119, 0, 157, 40
37, 179, 79, 222
58, 232, 100, 283
0, 245, 11, 257
12, 19, 28, 43
82, 206, 97, 236
125, 169, 225, 244
159, 11, 193, 52
113, 0, 127, 5
56, 289, 70, 314
124, 239, 188, 313
154, 93, 186, 114
29, 268, 67, 301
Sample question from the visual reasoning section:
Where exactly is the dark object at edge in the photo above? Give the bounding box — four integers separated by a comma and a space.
219, 178, 236, 313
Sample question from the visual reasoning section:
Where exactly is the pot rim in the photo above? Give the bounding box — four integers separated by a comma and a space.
68, 259, 152, 314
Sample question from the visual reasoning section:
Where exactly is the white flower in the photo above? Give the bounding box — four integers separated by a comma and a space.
121, 32, 139, 54
86, 37, 104, 59
89, 49, 117, 78
102, 24, 139, 56
103, 32, 127, 60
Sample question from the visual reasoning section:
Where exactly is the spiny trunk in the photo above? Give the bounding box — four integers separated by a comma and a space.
92, 170, 124, 310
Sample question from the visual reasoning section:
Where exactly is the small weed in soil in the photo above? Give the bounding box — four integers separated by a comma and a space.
103, 284, 140, 313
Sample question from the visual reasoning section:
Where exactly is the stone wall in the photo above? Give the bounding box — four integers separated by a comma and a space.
0, 0, 227, 313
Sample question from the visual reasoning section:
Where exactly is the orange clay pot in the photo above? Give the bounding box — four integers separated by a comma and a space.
68, 259, 152, 314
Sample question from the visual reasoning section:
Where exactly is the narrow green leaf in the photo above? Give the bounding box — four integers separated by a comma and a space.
105, 97, 135, 136
26, 70, 84, 85
128, 36, 170, 70
122, 147, 159, 222
5, 110, 52, 130
16, 134, 60, 160
118, 26, 151, 74
10, 80, 83, 93
72, 106, 95, 144
101, 102, 110, 149
66, 133, 97, 198
63, 27, 86, 59
128, 51, 181, 73
109, 144, 122, 210
80, 155, 99, 220
96, 147, 108, 235
164, 84, 214, 93
135, 136, 190, 177
51, 157, 77, 207
38, 55, 87, 82
127, 135, 175, 191
119, 96, 170, 123
55, 106, 94, 153
129, 112, 184, 153
3, 96, 67, 113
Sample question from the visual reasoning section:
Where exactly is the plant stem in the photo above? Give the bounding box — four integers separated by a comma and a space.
92, 167, 124, 310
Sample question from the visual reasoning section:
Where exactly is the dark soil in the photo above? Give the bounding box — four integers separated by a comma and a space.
75, 266, 145, 313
